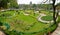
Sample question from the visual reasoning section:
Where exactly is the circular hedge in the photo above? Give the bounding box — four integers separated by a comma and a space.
41, 16, 53, 21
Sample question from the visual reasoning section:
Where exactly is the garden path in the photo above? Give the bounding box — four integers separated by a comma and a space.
37, 13, 53, 23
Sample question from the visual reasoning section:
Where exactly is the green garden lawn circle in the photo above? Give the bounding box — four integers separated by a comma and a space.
41, 16, 53, 21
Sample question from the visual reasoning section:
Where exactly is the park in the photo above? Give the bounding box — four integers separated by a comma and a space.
0, 0, 60, 35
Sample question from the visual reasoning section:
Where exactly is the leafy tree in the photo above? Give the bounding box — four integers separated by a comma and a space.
0, 0, 9, 8
32, 4, 37, 10
0, 0, 18, 9
9, 0, 18, 8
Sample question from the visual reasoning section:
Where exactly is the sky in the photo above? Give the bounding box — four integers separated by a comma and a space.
17, 0, 60, 4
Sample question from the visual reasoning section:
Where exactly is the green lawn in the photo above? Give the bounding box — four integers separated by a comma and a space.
41, 15, 53, 21
0, 10, 56, 35
57, 16, 60, 23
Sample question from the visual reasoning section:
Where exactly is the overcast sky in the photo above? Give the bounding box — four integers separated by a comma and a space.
17, 0, 60, 4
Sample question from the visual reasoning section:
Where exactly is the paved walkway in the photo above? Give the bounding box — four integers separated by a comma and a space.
51, 23, 60, 35
37, 13, 53, 23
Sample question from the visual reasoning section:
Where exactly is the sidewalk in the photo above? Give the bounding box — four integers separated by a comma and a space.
37, 13, 53, 23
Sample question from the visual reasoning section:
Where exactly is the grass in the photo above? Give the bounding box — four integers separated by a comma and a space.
41, 16, 53, 21
0, 10, 57, 35
57, 16, 60, 23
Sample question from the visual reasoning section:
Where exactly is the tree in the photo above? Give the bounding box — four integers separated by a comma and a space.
32, 4, 37, 10
0, 0, 9, 8
0, 0, 18, 9
52, 0, 56, 24
9, 0, 18, 8
42, 0, 59, 34
52, 0, 60, 24
43, 0, 59, 24
32, 4, 37, 16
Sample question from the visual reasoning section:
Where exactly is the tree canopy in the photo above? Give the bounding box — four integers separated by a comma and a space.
0, 0, 18, 9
